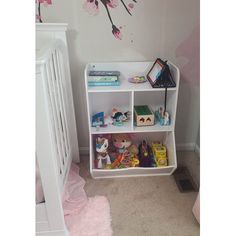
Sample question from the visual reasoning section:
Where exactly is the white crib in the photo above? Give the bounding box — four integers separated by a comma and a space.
36, 23, 80, 236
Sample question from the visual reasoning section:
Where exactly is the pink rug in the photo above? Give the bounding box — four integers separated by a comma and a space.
63, 164, 112, 236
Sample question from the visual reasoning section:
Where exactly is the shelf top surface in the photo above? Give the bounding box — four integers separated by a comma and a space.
87, 77, 177, 92
85, 61, 179, 93
90, 122, 174, 134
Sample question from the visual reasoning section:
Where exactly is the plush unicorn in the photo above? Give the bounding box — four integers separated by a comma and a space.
96, 137, 111, 169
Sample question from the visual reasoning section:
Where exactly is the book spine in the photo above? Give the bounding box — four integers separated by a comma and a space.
88, 81, 120, 86
89, 71, 121, 76
88, 76, 118, 82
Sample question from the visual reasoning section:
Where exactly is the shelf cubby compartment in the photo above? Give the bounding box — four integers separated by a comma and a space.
133, 90, 177, 132
87, 91, 133, 134
90, 132, 177, 179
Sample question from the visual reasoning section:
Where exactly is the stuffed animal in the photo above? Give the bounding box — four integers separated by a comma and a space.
112, 133, 137, 153
111, 133, 139, 168
95, 137, 111, 169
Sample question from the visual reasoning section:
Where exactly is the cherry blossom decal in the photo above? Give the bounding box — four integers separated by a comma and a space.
35, 0, 52, 23
83, 0, 138, 40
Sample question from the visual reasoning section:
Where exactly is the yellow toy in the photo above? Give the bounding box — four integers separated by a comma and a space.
131, 155, 139, 167
128, 141, 139, 167
151, 142, 168, 167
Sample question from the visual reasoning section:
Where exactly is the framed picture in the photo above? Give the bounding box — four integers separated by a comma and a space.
147, 59, 165, 86
147, 58, 176, 88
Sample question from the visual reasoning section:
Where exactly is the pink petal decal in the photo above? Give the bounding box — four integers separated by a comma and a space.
108, 0, 119, 8
128, 3, 134, 9
83, 0, 99, 15
38, 0, 52, 4
112, 25, 122, 40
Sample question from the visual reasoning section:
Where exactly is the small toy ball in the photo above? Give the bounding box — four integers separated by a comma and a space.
128, 76, 147, 83
144, 152, 148, 157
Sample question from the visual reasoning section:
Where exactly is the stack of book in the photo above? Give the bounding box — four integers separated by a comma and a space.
88, 71, 121, 86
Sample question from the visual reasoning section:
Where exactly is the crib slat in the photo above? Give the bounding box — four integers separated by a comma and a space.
55, 50, 70, 155
43, 64, 61, 176
56, 50, 73, 184
43, 70, 60, 161
45, 61, 64, 178
48, 56, 65, 176
49, 55, 67, 169
52, 50, 70, 162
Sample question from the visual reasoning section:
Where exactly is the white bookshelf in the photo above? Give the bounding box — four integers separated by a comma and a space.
85, 61, 180, 179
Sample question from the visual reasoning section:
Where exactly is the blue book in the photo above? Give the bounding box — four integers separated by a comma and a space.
89, 70, 121, 76
88, 75, 118, 82
88, 81, 120, 86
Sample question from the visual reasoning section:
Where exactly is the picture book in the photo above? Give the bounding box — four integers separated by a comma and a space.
89, 70, 121, 76
88, 75, 118, 82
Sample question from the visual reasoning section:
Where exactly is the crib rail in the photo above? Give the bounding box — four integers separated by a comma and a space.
36, 24, 79, 235
36, 40, 72, 192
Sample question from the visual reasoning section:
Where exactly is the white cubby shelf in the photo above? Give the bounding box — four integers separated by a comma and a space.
85, 61, 180, 179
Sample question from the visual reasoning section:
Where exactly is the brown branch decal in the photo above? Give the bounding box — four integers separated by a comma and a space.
35, 0, 52, 23
83, 0, 138, 40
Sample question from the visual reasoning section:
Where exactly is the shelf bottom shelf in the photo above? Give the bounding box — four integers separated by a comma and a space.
90, 165, 177, 179
89, 131, 177, 179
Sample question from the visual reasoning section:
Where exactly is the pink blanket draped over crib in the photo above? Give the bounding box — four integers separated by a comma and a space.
63, 164, 112, 236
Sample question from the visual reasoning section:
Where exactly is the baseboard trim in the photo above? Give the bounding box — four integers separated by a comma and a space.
80, 143, 198, 155
79, 147, 89, 155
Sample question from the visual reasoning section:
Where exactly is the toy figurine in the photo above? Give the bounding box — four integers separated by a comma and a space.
163, 112, 170, 126
95, 137, 111, 169
111, 108, 129, 126
156, 106, 170, 126
138, 140, 152, 167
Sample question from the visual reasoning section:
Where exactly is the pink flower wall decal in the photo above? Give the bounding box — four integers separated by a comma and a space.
107, 0, 119, 8
38, 0, 52, 4
84, 0, 138, 40
83, 0, 99, 15
112, 25, 122, 40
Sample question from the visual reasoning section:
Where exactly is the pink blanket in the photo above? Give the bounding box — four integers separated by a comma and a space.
63, 164, 112, 236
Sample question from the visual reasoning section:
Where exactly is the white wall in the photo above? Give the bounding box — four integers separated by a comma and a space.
40, 0, 200, 150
